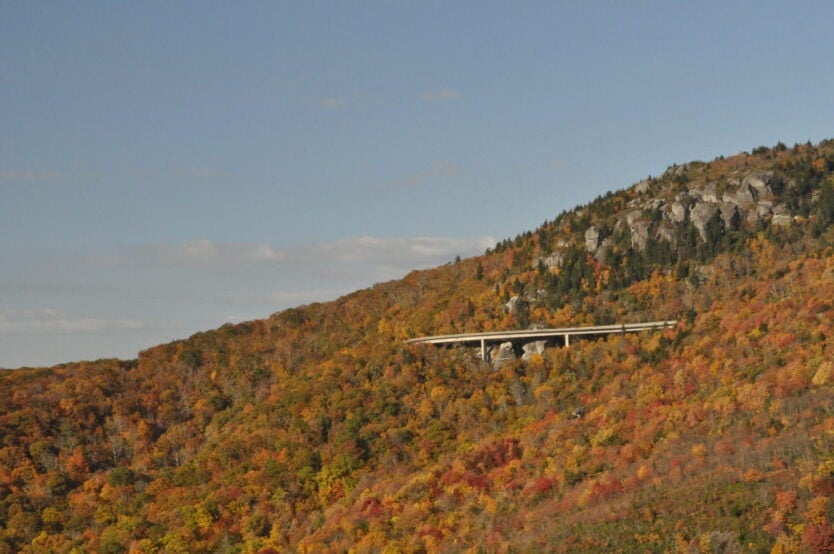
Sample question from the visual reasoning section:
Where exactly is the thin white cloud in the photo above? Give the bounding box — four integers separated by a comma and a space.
420, 88, 461, 103
153, 235, 490, 271
264, 289, 352, 305
309, 235, 492, 265
156, 240, 284, 265
0, 234, 495, 365
0, 309, 179, 336
288, 235, 496, 286
222, 289, 355, 316
245, 243, 285, 262
179, 239, 220, 262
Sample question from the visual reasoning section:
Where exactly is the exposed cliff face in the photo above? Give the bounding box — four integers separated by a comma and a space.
492, 141, 834, 318
534, 150, 832, 272
689, 202, 718, 241
584, 226, 600, 251
617, 169, 787, 252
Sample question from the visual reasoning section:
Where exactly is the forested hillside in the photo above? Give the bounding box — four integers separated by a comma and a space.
2, 140, 834, 552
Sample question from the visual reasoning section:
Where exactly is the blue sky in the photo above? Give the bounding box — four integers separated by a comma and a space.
2, 2, 834, 368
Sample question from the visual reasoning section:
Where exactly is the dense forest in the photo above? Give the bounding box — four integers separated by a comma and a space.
2, 140, 834, 552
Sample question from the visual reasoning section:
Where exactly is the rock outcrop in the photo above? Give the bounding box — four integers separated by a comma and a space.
669, 200, 687, 223
593, 238, 612, 263
743, 171, 774, 201
521, 341, 547, 361
625, 211, 650, 250
694, 183, 720, 203
584, 226, 600, 252
689, 203, 718, 241
756, 202, 774, 223
492, 342, 516, 369
538, 168, 801, 271
772, 204, 792, 226
718, 203, 739, 229
542, 252, 563, 269
656, 224, 676, 244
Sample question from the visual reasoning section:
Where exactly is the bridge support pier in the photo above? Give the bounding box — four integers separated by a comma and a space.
405, 321, 677, 359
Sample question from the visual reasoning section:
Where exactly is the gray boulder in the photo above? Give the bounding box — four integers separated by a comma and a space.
756, 201, 774, 220
743, 171, 774, 201
492, 342, 516, 369
626, 211, 650, 250
584, 226, 601, 252
533, 251, 564, 270
656, 224, 676, 244
663, 163, 691, 179
521, 341, 547, 361
772, 204, 792, 226
593, 238, 612, 264
543, 252, 564, 269
669, 201, 688, 223
690, 202, 718, 241
694, 182, 720, 204
718, 202, 739, 229
723, 178, 756, 209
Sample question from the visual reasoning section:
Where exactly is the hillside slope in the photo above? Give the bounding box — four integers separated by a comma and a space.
2, 140, 834, 552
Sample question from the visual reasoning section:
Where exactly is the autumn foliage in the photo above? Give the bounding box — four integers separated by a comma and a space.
2, 140, 834, 552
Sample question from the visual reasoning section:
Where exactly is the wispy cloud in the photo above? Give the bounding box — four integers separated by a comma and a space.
0, 309, 179, 336
419, 88, 461, 103
286, 235, 496, 285
156, 240, 285, 265
0, 234, 495, 365
310, 235, 486, 283
308, 235, 490, 266
263, 289, 353, 305
1, 169, 61, 182
152, 235, 491, 273
364, 159, 461, 191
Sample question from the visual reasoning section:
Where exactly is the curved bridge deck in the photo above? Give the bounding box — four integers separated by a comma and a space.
405, 320, 677, 360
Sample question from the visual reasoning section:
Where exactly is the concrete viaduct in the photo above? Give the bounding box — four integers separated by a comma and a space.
405, 320, 677, 361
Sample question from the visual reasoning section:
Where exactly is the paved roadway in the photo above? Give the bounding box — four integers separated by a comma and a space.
405, 320, 677, 359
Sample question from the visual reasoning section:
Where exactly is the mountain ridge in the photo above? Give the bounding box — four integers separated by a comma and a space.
2, 139, 834, 552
